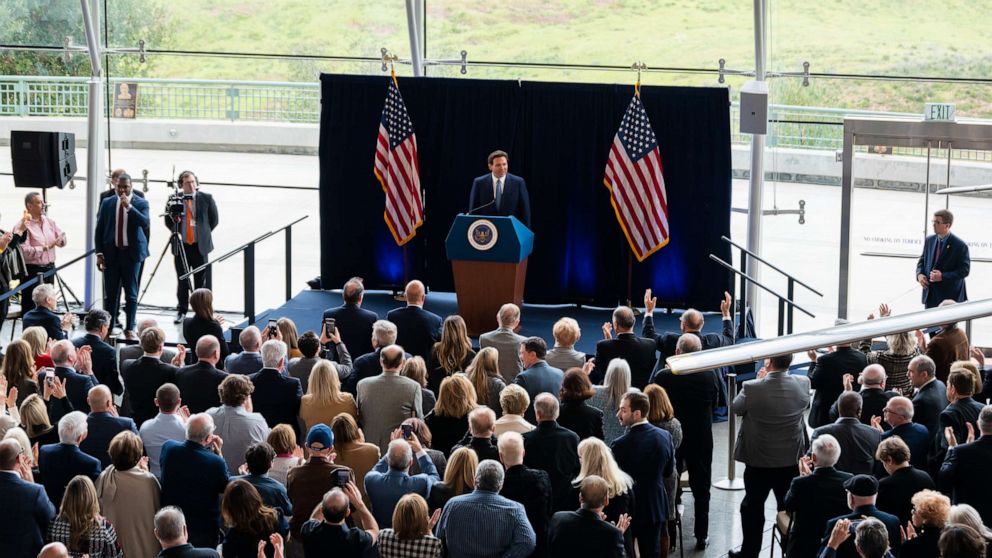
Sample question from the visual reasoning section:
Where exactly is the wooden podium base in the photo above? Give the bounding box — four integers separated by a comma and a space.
452, 257, 528, 337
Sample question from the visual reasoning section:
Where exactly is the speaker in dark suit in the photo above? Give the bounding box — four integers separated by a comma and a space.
322, 278, 379, 360
808, 346, 868, 428
175, 360, 228, 414
916, 211, 969, 308
72, 310, 123, 396
38, 365, 98, 414
248, 365, 303, 438
940, 433, 992, 526
467, 150, 531, 227
122, 356, 178, 427
165, 171, 219, 321
386, 292, 442, 361
783, 463, 853, 558
0, 441, 56, 558
592, 307, 657, 388
95, 174, 150, 334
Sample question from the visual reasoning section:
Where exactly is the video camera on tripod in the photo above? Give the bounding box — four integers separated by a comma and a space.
165, 173, 192, 223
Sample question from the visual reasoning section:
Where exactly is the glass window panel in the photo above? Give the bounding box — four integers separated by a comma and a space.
0, 0, 93, 76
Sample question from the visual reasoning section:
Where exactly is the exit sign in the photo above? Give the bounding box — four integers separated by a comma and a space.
924, 103, 955, 121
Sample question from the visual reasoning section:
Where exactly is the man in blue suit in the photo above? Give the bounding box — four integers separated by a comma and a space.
79, 385, 138, 468
386, 280, 442, 361
39, 340, 98, 413
38, 411, 102, 507
364, 433, 440, 527
249, 339, 303, 438
0, 438, 56, 558
72, 309, 123, 395
95, 173, 150, 338
916, 209, 969, 308
513, 337, 565, 424
22, 283, 74, 341
468, 150, 531, 228
322, 277, 378, 359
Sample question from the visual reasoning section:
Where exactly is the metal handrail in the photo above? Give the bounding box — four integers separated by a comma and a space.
722, 235, 822, 297
710, 255, 815, 318
0, 249, 95, 303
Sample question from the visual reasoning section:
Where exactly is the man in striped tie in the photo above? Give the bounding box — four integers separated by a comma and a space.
468, 150, 532, 228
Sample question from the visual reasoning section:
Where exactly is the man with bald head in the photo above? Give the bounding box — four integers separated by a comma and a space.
811, 391, 881, 475
592, 305, 657, 388
872, 396, 930, 471
174, 334, 228, 413
224, 325, 264, 375
357, 344, 423, 452
322, 276, 379, 359
79, 384, 138, 468
829, 364, 897, 428
300, 483, 378, 556
548, 475, 628, 557
386, 279, 442, 361
37, 542, 70, 558
0, 438, 55, 557
642, 289, 735, 368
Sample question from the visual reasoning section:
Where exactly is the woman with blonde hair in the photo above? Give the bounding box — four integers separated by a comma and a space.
426, 447, 477, 513
331, 413, 380, 505
951, 359, 984, 398
570, 437, 634, 556
21, 326, 55, 369
494, 384, 535, 435
379, 493, 442, 558
299, 360, 357, 432
183, 288, 229, 367
424, 375, 477, 456
46, 475, 124, 557
546, 317, 585, 371
2, 339, 37, 406
95, 431, 160, 557
401, 356, 436, 413
589, 358, 633, 444
265, 424, 304, 485
465, 347, 506, 414
276, 317, 302, 359
901, 489, 950, 558
427, 315, 475, 393
860, 306, 920, 395
221, 479, 284, 557
20, 393, 60, 446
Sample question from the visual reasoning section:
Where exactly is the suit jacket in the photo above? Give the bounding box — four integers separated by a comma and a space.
651, 367, 722, 446
73, 332, 123, 395
548, 508, 626, 558
322, 303, 378, 358
0, 471, 56, 558
95, 194, 150, 263
345, 348, 412, 395
926, 326, 970, 383
501, 464, 553, 558
386, 305, 443, 361
182, 316, 230, 368
811, 418, 881, 475
174, 361, 228, 413
522, 421, 581, 512
157, 543, 221, 557
939, 435, 992, 526
642, 314, 735, 371
160, 440, 230, 546
224, 351, 263, 376
733, 371, 811, 467
356, 373, 423, 452
881, 422, 930, 471
592, 332, 658, 388
808, 347, 868, 428
22, 306, 66, 341
80, 411, 139, 469
931, 397, 985, 473
122, 356, 178, 427
120, 343, 178, 365
911, 379, 949, 437
468, 172, 531, 228
38, 443, 102, 507
163, 190, 218, 256
363, 453, 440, 527
248, 368, 303, 437
877, 466, 935, 525
513, 361, 565, 423
784, 466, 853, 558
916, 231, 969, 307
821, 505, 900, 558
557, 400, 604, 441
38, 366, 97, 414
611, 422, 675, 525
479, 327, 527, 383
828, 388, 897, 428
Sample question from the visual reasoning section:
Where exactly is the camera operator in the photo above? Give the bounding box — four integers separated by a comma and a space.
165, 170, 218, 324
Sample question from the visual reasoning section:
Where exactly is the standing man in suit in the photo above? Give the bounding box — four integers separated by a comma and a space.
72, 309, 123, 396
930, 369, 984, 473
611, 391, 675, 558
224, 326, 264, 375
386, 280, 442, 361
811, 392, 881, 475
593, 306, 657, 388
38, 411, 102, 507
79, 385, 138, 469
729, 353, 811, 558
828, 365, 897, 428
166, 171, 219, 324
940, 404, 992, 526
498, 431, 553, 558
356, 345, 423, 452
522, 394, 580, 513
0, 438, 56, 558
917, 209, 969, 308
642, 288, 735, 367
548, 475, 629, 558
121, 327, 181, 427
783, 434, 853, 558
479, 303, 527, 383
907, 354, 948, 438
513, 337, 565, 423
322, 277, 378, 359
872, 396, 930, 471
468, 150, 531, 228
174, 335, 228, 413
248, 339, 303, 438
808, 341, 868, 428
95, 172, 150, 339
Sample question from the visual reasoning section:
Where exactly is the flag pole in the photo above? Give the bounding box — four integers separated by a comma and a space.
387, 60, 409, 302
626, 63, 646, 316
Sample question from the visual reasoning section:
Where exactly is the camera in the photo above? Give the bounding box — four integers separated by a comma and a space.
334, 469, 350, 488
166, 193, 185, 219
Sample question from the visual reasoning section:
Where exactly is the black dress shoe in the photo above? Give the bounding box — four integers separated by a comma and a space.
173, 312, 184, 324
695, 538, 708, 550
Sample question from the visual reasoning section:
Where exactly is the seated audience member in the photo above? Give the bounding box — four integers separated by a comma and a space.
875, 437, 935, 525
80, 385, 138, 468
427, 446, 477, 513
266, 424, 305, 486
906, 354, 948, 437
72, 309, 122, 395
221, 479, 285, 558
871, 396, 929, 471
331, 414, 380, 506
364, 433, 440, 527
900, 489, 949, 558
139, 383, 187, 478
549, 475, 629, 558
452, 406, 499, 462
931, 368, 984, 470
159, 413, 231, 548
921, 303, 970, 383
589, 358, 633, 444
174, 335, 228, 413
23, 325, 56, 370
436, 460, 536, 557
289, 330, 351, 390
378, 493, 442, 558
940, 404, 992, 526
40, 340, 97, 414
38, 411, 101, 507
569, 436, 635, 557
403, 417, 447, 478
182, 288, 230, 367
401, 356, 436, 414
95, 431, 161, 557
21, 392, 61, 447
121, 327, 181, 426
299, 360, 356, 433
465, 347, 506, 416
153, 506, 221, 557
494, 384, 535, 436
522, 393, 580, 512
939, 524, 989, 558
784, 434, 854, 558
424, 374, 478, 456
46, 476, 123, 558
497, 431, 552, 556
811, 391, 881, 475
427, 315, 476, 394
480, 303, 527, 383
118, 319, 179, 364
859, 306, 920, 396
0, 437, 55, 558
2, 339, 39, 407
277, 318, 304, 360
225, 326, 264, 375
829, 365, 897, 428
558, 368, 604, 440
546, 317, 585, 372
233, 443, 293, 528
249, 340, 303, 437
947, 504, 992, 554
820, 475, 901, 558
386, 280, 443, 362
593, 305, 657, 388
286, 424, 354, 549
356, 344, 423, 452
321, 276, 378, 358
348, 320, 409, 394
820, 516, 894, 558
299, 483, 378, 557
207, 374, 270, 474
23, 284, 74, 341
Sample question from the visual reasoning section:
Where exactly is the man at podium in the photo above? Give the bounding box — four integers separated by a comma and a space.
468, 150, 531, 228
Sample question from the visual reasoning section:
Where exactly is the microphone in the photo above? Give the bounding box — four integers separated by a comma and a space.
466, 199, 495, 216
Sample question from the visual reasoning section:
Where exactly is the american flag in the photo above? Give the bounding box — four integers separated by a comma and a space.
374, 77, 423, 246
603, 94, 670, 261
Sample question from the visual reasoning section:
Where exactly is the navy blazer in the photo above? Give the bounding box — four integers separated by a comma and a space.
22, 306, 66, 341
39, 366, 97, 414
468, 172, 531, 228
522, 421, 580, 512
881, 422, 930, 471
80, 411, 138, 469
808, 347, 868, 428
38, 443, 102, 507
611, 423, 674, 525
224, 351, 264, 376
940, 435, 992, 526
175, 361, 228, 413
95, 194, 150, 262
73, 333, 123, 395
911, 379, 948, 437
0, 472, 56, 558
322, 303, 378, 358
916, 232, 969, 307
122, 356, 178, 427
160, 440, 230, 546
784, 466, 853, 558
248, 368, 303, 437
513, 361, 564, 423
386, 305, 443, 361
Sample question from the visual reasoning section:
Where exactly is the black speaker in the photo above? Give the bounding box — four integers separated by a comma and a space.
10, 131, 77, 189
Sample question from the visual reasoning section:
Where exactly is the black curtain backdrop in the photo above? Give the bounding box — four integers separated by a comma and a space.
319, 74, 732, 311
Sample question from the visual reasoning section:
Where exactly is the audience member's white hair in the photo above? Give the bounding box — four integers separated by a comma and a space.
386, 439, 413, 470
50, 340, 75, 366
498, 304, 520, 328
497, 431, 524, 464
676, 333, 702, 354
186, 413, 214, 444
32, 283, 56, 306
154, 506, 187, 543
372, 320, 398, 347
261, 339, 288, 368
812, 434, 841, 468
534, 393, 559, 421
239, 326, 262, 351
469, 406, 496, 436
58, 411, 88, 444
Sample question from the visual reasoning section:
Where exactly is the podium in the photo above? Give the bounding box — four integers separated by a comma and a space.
445, 215, 534, 337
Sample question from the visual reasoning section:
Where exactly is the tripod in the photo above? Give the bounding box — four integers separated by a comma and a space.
138, 209, 193, 307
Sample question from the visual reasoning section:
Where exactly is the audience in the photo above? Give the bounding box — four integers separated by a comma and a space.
593, 305, 657, 388
285, 424, 353, 552
589, 358, 633, 445
276, 318, 303, 360
23, 325, 56, 370
522, 393, 580, 512
80, 385, 138, 469
829, 364, 897, 427
465, 347, 506, 415
225, 326, 264, 376
403, 418, 448, 478
119, 319, 179, 365
139, 383, 187, 478
232, 443, 293, 531
932, 368, 984, 470
451, 406, 499, 461
330, 414, 379, 506
808, 341, 869, 429
321, 276, 378, 359
400, 356, 436, 415
479, 303, 527, 383
299, 483, 378, 558
266, 425, 305, 486
643, 383, 681, 544
947, 504, 992, 556
220, 479, 284, 558
900, 489, 950, 558
364, 433, 439, 527
357, 344, 423, 452
0, 437, 55, 557
95, 431, 160, 557
207, 374, 270, 474
872, 396, 929, 471
641, 289, 735, 374
299, 360, 356, 433
571, 437, 635, 557
939, 524, 988, 558
174, 335, 228, 413
497, 431, 552, 555
22, 284, 73, 341
22, 392, 60, 447
907, 354, 948, 437
46, 475, 123, 558
427, 315, 476, 393
427, 446, 477, 513
386, 280, 443, 362
548, 475, 629, 558
377, 493, 442, 558
72, 309, 122, 396
182, 288, 230, 368
348, 319, 408, 394
424, 374, 477, 456
820, 517, 893, 558
874, 437, 935, 525
39, 411, 101, 507
811, 391, 881, 475
42, 339, 98, 414
545, 317, 585, 371
921, 302, 970, 383
860, 307, 919, 396
153, 506, 221, 557
557, 368, 604, 440
940, 404, 992, 526
121, 327, 180, 426
820, 475, 901, 558
513, 337, 564, 423
248, 340, 303, 437
783, 434, 852, 558
494, 384, 535, 435
2, 338, 38, 407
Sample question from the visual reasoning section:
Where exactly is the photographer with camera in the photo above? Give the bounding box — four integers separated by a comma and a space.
164, 170, 218, 324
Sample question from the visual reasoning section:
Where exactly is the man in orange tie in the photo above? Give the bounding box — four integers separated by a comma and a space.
164, 170, 219, 324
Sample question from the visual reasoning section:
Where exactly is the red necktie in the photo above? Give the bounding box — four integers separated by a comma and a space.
116, 202, 125, 248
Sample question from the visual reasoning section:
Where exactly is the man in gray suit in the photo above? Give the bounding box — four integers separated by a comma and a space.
356, 344, 423, 453
480, 303, 527, 383
513, 337, 564, 423
167, 170, 219, 324
729, 353, 810, 558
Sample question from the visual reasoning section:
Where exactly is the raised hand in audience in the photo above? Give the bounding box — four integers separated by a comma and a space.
206, 433, 224, 455
915, 330, 927, 351
827, 518, 852, 550
798, 455, 813, 476
581, 358, 595, 377
428, 508, 442, 531
601, 322, 613, 340
946, 422, 976, 449
259, 533, 284, 558
970, 347, 985, 368
171, 344, 187, 367
178, 405, 191, 422
43, 374, 67, 402
870, 415, 884, 432
720, 291, 732, 319
613, 513, 631, 534
76, 345, 93, 375
878, 304, 891, 318
842, 374, 854, 391
643, 289, 657, 314
901, 520, 918, 542
138, 456, 149, 471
